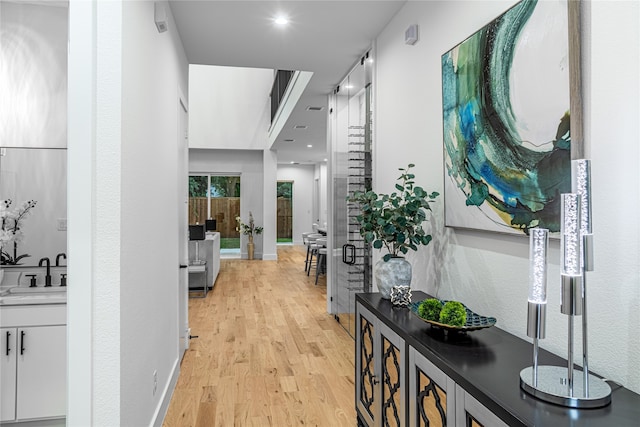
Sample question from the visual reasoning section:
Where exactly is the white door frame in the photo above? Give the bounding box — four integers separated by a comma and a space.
178, 96, 189, 357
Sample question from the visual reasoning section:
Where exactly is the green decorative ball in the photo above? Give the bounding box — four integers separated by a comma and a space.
439, 301, 467, 327
418, 298, 443, 321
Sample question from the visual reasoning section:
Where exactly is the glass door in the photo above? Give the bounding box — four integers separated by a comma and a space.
188, 174, 241, 255
209, 176, 240, 254
330, 51, 373, 337
277, 181, 293, 243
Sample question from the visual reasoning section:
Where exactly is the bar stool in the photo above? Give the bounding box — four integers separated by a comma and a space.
308, 237, 326, 277
305, 233, 323, 273
315, 246, 327, 286
302, 231, 314, 270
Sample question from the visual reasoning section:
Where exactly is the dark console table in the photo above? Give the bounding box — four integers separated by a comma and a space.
355, 291, 640, 426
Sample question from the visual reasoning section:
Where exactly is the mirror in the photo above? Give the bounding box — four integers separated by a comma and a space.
0, 147, 67, 266
0, 0, 69, 267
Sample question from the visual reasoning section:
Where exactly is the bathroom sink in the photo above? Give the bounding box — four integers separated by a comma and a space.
0, 288, 67, 305
8, 286, 67, 294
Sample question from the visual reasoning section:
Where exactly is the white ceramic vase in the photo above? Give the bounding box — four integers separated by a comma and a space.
374, 257, 412, 299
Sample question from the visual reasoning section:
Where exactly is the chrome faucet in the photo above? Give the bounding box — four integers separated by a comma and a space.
39, 257, 52, 287
56, 253, 66, 267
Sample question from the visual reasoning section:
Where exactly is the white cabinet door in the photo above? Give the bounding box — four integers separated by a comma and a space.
1, 327, 17, 422
16, 325, 66, 420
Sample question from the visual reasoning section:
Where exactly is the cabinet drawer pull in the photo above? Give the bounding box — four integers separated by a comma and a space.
5, 331, 10, 356
20, 331, 25, 355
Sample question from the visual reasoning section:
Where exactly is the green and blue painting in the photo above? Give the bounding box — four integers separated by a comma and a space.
442, 0, 571, 234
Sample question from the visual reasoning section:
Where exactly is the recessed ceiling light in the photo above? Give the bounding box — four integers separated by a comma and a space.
274, 15, 289, 26
283, 139, 295, 142
307, 144, 313, 148
293, 125, 308, 130
306, 106, 324, 111
323, 158, 328, 162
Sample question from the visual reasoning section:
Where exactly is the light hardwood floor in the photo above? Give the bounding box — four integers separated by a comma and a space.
163, 245, 357, 427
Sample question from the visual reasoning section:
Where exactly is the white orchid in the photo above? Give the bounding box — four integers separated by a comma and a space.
1, 199, 37, 265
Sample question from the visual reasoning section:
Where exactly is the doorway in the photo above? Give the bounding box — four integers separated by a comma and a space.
277, 181, 293, 244
178, 99, 189, 357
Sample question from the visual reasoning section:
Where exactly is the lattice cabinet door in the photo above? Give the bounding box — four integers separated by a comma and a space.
454, 387, 508, 427
409, 346, 457, 427
379, 322, 406, 426
356, 304, 380, 426
356, 303, 407, 427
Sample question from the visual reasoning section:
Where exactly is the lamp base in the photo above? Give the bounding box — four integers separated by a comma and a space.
520, 365, 611, 408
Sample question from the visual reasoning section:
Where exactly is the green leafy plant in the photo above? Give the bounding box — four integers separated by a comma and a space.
235, 211, 263, 236
349, 164, 439, 261
439, 301, 467, 327
418, 298, 443, 321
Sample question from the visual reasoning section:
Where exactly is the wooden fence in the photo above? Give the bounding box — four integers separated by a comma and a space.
277, 197, 292, 239
189, 197, 240, 238
188, 197, 293, 239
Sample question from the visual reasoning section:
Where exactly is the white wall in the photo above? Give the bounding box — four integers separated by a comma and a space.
189, 64, 273, 149
263, 150, 278, 260
374, 0, 639, 394
277, 164, 315, 244
189, 149, 266, 258
312, 163, 328, 227
120, 1, 189, 425
68, 1, 189, 425
319, 163, 328, 227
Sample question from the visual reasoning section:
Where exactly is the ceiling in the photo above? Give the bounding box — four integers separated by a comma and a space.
168, 0, 406, 164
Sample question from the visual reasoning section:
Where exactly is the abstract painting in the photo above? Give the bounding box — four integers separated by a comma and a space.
442, 0, 571, 235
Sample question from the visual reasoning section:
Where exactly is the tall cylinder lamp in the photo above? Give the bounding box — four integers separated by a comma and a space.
520, 165, 611, 408
521, 228, 549, 387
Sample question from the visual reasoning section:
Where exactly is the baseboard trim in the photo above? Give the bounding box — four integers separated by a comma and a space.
262, 253, 278, 261
151, 356, 180, 427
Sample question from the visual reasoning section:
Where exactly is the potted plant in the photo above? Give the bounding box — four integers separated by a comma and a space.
1, 199, 38, 266
349, 164, 439, 298
236, 211, 263, 260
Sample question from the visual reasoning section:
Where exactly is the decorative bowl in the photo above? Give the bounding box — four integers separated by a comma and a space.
410, 299, 496, 332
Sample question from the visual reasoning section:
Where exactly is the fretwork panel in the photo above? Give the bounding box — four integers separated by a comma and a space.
382, 337, 401, 426
416, 366, 447, 427
360, 315, 375, 420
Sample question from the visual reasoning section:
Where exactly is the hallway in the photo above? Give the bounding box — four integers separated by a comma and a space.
163, 246, 356, 426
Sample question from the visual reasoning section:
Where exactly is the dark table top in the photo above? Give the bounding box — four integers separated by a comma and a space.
356, 291, 640, 427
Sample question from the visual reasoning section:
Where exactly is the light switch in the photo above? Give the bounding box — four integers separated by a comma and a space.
57, 218, 67, 231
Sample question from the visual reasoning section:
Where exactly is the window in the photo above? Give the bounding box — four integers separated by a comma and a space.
188, 175, 241, 250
